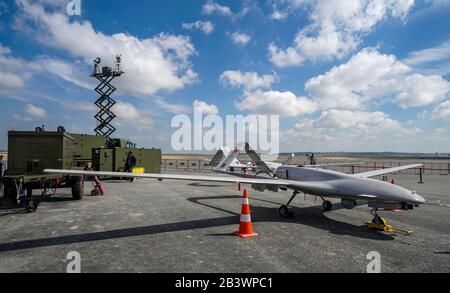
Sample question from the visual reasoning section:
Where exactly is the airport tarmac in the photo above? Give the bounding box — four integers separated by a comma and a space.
0, 172, 449, 273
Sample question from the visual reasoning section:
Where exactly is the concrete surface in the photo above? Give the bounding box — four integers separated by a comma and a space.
0, 172, 449, 273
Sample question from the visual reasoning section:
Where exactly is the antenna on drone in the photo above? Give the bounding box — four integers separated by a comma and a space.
90, 55, 124, 144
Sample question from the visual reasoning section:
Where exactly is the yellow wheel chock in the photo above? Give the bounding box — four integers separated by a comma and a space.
366, 216, 413, 236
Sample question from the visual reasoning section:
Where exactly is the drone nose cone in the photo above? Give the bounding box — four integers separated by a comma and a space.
412, 193, 426, 204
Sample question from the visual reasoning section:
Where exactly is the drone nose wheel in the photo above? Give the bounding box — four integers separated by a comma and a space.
322, 200, 332, 212
279, 205, 295, 218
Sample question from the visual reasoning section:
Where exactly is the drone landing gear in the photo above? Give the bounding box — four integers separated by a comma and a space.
321, 197, 332, 212
279, 191, 299, 218
366, 209, 412, 235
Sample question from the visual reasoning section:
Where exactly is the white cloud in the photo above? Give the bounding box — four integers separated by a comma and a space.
425, 0, 450, 7
182, 20, 215, 35
25, 103, 47, 120
235, 90, 318, 116
113, 101, 153, 130
39, 57, 93, 89
155, 98, 190, 114
193, 99, 219, 115
403, 40, 450, 76
432, 100, 450, 120
0, 71, 24, 92
268, 0, 415, 67
230, 32, 251, 46
283, 109, 422, 151
62, 102, 96, 113
220, 70, 277, 91
202, 1, 233, 16
395, 74, 450, 108
270, 10, 288, 21
0, 43, 42, 96
430, 128, 446, 140
404, 41, 450, 66
268, 43, 303, 67
305, 48, 450, 110
15, 0, 199, 97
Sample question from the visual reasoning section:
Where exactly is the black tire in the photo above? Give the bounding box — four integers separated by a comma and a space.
2, 183, 7, 200
322, 200, 332, 212
279, 205, 295, 218
71, 176, 84, 200
6, 183, 19, 205
26, 187, 32, 197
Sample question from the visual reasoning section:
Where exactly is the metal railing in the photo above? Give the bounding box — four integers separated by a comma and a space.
161, 159, 450, 175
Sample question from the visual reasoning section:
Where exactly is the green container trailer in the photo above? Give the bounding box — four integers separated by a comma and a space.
7, 131, 74, 175
70, 133, 106, 165
92, 147, 161, 173
1, 130, 84, 208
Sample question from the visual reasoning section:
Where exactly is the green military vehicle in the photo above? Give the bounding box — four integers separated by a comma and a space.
92, 147, 161, 173
70, 133, 106, 166
71, 134, 139, 168
1, 129, 84, 208
1, 127, 161, 210
70, 133, 160, 173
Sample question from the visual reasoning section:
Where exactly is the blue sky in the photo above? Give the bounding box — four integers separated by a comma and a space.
1, 0, 450, 153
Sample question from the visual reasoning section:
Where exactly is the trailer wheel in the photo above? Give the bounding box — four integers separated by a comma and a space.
2, 183, 8, 200
71, 176, 84, 200
5, 182, 19, 204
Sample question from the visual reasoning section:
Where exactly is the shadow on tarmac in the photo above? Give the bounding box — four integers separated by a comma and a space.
0, 193, 394, 253
188, 195, 393, 241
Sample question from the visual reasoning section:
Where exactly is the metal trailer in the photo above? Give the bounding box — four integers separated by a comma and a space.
1, 129, 84, 211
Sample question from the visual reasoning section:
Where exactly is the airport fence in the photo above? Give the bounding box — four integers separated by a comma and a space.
161, 159, 450, 175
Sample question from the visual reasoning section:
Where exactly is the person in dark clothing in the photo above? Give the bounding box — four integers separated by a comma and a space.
306, 153, 317, 165
124, 151, 137, 182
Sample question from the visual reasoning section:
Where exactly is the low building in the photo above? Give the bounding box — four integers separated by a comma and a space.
0, 150, 7, 161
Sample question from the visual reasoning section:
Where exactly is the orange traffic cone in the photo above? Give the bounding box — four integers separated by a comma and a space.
234, 189, 258, 238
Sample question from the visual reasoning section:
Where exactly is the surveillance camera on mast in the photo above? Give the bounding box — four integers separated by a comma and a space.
90, 54, 124, 141
91, 57, 102, 76
114, 54, 124, 76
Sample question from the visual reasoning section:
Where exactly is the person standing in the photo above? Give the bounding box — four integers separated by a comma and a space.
124, 151, 137, 182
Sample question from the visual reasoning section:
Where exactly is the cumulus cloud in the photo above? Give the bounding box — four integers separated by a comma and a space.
193, 99, 219, 115
270, 10, 288, 21
432, 100, 450, 120
268, 0, 414, 67
268, 43, 303, 67
25, 103, 47, 120
230, 32, 251, 46
182, 21, 215, 35
0, 43, 42, 96
113, 101, 153, 130
305, 48, 450, 110
0, 71, 24, 92
283, 109, 422, 151
235, 90, 318, 116
220, 70, 277, 91
38, 57, 93, 89
202, 1, 233, 16
14, 0, 199, 97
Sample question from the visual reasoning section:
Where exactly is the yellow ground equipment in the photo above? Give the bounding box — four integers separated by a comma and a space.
367, 212, 413, 235
132, 167, 145, 174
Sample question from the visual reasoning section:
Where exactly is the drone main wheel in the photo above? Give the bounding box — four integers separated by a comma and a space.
322, 200, 332, 212
279, 205, 295, 218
